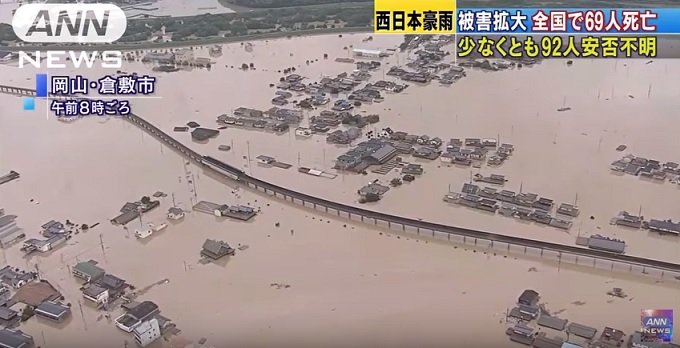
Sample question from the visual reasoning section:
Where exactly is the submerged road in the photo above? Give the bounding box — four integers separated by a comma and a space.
2, 84, 680, 276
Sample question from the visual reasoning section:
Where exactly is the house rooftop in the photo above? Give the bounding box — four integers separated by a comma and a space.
97, 274, 126, 290
82, 284, 108, 298
537, 314, 568, 331
0, 328, 33, 348
128, 301, 158, 321
168, 207, 183, 215
73, 260, 105, 279
201, 239, 235, 259
647, 219, 680, 234
0, 307, 17, 321
35, 301, 70, 320
567, 322, 598, 339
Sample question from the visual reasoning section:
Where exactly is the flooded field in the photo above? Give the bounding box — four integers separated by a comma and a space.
1, 33, 680, 346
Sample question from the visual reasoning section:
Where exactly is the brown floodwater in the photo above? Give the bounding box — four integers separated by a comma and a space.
0, 33, 679, 347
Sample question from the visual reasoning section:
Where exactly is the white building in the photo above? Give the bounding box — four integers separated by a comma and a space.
352, 48, 382, 58
295, 127, 312, 137
133, 318, 161, 347
135, 223, 166, 239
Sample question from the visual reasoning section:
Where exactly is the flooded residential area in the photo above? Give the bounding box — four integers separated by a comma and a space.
1, 28, 680, 348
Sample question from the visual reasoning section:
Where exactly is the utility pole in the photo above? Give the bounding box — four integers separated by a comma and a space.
99, 233, 106, 259
191, 173, 198, 199
78, 300, 88, 331
246, 141, 252, 175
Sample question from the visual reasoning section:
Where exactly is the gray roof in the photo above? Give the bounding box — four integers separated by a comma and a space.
519, 289, 539, 304
533, 335, 564, 348
202, 239, 233, 256
97, 274, 126, 290
566, 323, 598, 339
0, 329, 33, 348
128, 301, 158, 321
368, 144, 397, 162
461, 183, 479, 194
0, 216, 17, 229
538, 314, 568, 331
0, 307, 17, 321
35, 301, 70, 318
358, 183, 390, 196
512, 323, 534, 336
168, 207, 184, 215
40, 220, 59, 230
82, 284, 107, 298
648, 219, 680, 234
588, 236, 625, 253
112, 210, 140, 225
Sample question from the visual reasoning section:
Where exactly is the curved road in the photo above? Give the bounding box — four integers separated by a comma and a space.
2, 84, 680, 275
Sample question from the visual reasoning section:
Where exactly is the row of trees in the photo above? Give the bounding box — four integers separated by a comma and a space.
0, 5, 371, 45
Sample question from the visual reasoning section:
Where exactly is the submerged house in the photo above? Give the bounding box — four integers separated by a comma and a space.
614, 211, 643, 228
647, 219, 680, 236
72, 260, 105, 283
34, 301, 71, 322
96, 274, 127, 299
167, 207, 184, 220
588, 235, 626, 254
557, 203, 580, 217
0, 214, 24, 248
0, 329, 33, 348
134, 318, 161, 347
0, 266, 34, 289
40, 220, 65, 237
82, 284, 109, 305
518, 289, 539, 306
201, 239, 235, 260
115, 301, 159, 332
20, 234, 67, 254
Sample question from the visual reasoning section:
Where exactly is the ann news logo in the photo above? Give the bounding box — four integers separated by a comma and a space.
11, 3, 127, 43
641, 309, 673, 343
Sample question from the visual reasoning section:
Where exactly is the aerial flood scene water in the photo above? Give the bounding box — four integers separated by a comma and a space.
1, 9, 680, 348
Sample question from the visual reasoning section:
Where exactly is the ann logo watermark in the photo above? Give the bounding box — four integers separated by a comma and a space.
641, 309, 673, 343
12, 3, 127, 43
